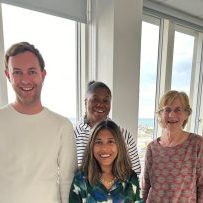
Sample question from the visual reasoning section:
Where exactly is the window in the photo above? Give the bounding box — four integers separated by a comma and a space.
138, 14, 203, 170
2, 4, 77, 123
138, 19, 160, 166
171, 30, 194, 94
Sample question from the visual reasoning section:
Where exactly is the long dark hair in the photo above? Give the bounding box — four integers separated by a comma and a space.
81, 119, 132, 186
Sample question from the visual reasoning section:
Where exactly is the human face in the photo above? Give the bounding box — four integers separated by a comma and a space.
5, 51, 46, 110
93, 129, 118, 172
85, 88, 111, 127
159, 98, 188, 133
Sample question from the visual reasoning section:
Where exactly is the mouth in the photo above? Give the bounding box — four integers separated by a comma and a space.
94, 109, 106, 114
100, 154, 111, 158
20, 86, 34, 91
167, 120, 178, 124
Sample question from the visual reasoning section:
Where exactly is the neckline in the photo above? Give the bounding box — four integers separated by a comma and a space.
8, 104, 46, 117
100, 177, 117, 190
157, 133, 191, 148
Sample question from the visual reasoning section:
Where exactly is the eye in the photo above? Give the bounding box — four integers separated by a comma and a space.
174, 107, 185, 113
103, 99, 110, 104
94, 140, 102, 145
163, 107, 171, 113
175, 108, 181, 113
12, 70, 22, 75
92, 98, 99, 103
29, 70, 37, 75
108, 139, 116, 144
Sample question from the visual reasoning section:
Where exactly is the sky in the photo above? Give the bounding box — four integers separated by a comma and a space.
2, 4, 77, 119
139, 21, 194, 118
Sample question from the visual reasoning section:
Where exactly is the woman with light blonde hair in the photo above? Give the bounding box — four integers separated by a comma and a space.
142, 90, 203, 202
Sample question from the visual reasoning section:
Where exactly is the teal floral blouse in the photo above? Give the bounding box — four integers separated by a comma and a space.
69, 170, 143, 203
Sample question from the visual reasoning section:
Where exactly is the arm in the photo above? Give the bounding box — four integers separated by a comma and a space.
69, 175, 83, 203
121, 128, 141, 175
197, 138, 203, 202
74, 120, 91, 167
58, 121, 77, 203
130, 171, 143, 202
142, 144, 152, 202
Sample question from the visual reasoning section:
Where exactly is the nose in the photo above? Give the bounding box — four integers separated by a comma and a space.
100, 143, 109, 151
21, 73, 31, 84
96, 101, 104, 107
168, 110, 176, 117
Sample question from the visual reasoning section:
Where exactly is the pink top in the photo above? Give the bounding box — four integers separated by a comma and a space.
142, 133, 203, 203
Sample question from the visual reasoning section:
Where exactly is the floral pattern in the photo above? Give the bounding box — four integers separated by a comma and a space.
69, 170, 143, 203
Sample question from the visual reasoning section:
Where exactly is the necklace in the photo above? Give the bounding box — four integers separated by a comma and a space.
100, 177, 116, 187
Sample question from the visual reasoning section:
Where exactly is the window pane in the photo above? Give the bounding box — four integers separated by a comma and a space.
2, 4, 76, 123
138, 21, 159, 167
171, 31, 194, 95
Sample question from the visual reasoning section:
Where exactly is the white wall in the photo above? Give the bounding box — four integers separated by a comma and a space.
0, 5, 8, 106
89, 0, 143, 139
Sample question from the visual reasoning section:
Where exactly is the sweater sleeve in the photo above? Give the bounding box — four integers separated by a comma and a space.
142, 143, 152, 202
197, 137, 203, 202
121, 128, 141, 175
58, 121, 77, 203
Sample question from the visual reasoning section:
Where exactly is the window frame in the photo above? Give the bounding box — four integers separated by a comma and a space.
0, 3, 83, 124
142, 12, 203, 137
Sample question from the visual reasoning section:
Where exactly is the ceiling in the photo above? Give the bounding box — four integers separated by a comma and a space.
147, 0, 203, 20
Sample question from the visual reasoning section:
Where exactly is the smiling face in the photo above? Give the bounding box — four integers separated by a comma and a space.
93, 129, 118, 172
5, 51, 46, 112
85, 88, 111, 127
159, 98, 189, 133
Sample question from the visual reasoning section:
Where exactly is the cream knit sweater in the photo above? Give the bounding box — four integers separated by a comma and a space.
0, 105, 76, 203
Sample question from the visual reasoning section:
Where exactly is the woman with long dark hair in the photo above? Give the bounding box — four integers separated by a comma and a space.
70, 119, 142, 202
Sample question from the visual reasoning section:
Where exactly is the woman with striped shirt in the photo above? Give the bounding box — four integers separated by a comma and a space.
74, 81, 141, 175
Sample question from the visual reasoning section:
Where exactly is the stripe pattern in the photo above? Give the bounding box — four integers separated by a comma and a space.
74, 117, 141, 174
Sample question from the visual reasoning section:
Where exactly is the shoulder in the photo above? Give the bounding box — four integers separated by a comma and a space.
0, 104, 11, 113
119, 126, 134, 141
0, 104, 17, 120
72, 170, 87, 186
126, 171, 140, 186
147, 139, 157, 147
120, 127, 130, 136
74, 170, 85, 179
129, 170, 139, 180
74, 117, 91, 137
190, 133, 203, 141
44, 107, 73, 127
145, 139, 158, 155
75, 117, 86, 129
189, 133, 203, 146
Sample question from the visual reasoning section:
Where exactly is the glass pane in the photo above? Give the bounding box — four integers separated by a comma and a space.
138, 21, 159, 167
2, 4, 76, 123
171, 31, 194, 95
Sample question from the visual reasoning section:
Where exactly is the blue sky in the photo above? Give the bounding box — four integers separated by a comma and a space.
139, 22, 194, 118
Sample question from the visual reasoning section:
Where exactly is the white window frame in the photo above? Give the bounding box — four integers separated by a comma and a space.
0, 3, 84, 124
142, 11, 203, 138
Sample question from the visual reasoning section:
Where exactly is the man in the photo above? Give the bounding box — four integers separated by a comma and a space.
0, 42, 76, 203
